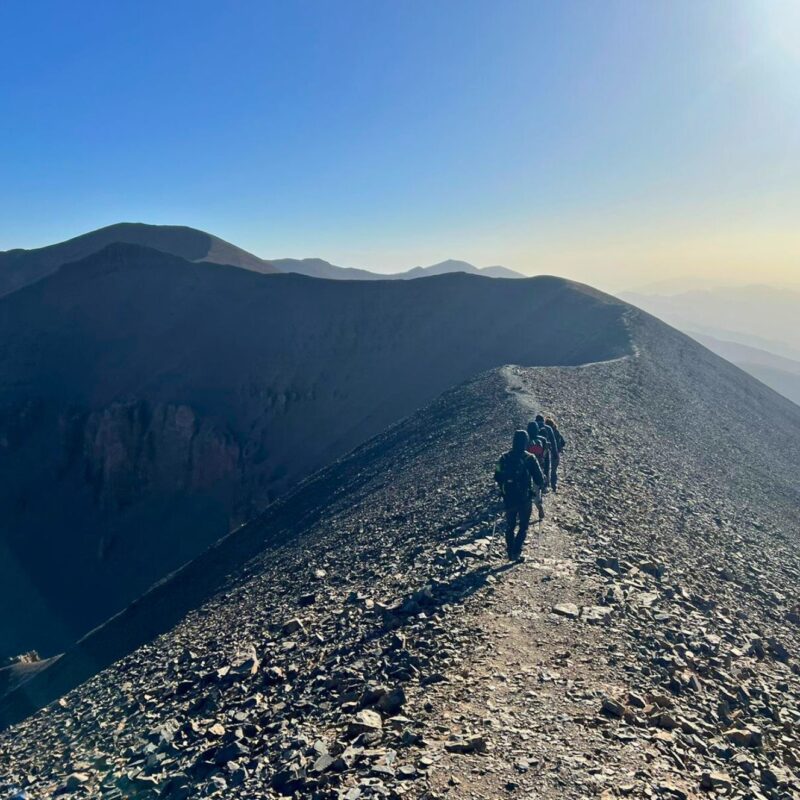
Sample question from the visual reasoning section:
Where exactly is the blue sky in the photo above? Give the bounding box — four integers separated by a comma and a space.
1, 0, 798, 288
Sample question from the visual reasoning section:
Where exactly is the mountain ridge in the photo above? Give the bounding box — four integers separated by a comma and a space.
1, 224, 525, 297
269, 256, 524, 281
2, 306, 799, 797
0, 243, 626, 663
0, 222, 279, 297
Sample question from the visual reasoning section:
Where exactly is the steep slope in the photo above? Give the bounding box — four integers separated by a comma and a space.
693, 334, 800, 407
0, 245, 627, 660
2, 309, 799, 799
271, 257, 524, 280
0, 222, 278, 296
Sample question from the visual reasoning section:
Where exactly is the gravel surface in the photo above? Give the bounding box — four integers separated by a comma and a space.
1, 309, 799, 800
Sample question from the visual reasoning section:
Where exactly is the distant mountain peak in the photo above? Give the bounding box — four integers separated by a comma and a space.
0, 222, 278, 297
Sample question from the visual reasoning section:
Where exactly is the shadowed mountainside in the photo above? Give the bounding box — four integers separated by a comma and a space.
0, 222, 278, 297
2, 309, 799, 798
0, 243, 628, 660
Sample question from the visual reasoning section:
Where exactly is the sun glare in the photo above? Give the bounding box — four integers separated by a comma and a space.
759, 0, 800, 64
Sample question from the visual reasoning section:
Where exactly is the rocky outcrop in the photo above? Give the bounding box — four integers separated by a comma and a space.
80, 401, 241, 513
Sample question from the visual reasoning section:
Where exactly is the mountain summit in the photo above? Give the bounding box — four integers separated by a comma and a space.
0, 222, 278, 296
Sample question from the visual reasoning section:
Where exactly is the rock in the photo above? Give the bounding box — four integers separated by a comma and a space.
214, 741, 249, 764
723, 727, 761, 748
444, 735, 487, 754
396, 764, 418, 779
651, 711, 680, 731
312, 754, 335, 774
63, 773, 91, 792
229, 645, 260, 678
628, 692, 646, 709
639, 560, 666, 578
376, 687, 406, 715
582, 605, 612, 624
552, 603, 580, 619
767, 637, 791, 663
298, 592, 316, 607
761, 766, 792, 789
601, 697, 625, 718
281, 618, 306, 636
700, 771, 732, 791
348, 710, 383, 737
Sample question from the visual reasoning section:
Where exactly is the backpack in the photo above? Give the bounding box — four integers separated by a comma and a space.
527, 440, 546, 460
499, 452, 531, 503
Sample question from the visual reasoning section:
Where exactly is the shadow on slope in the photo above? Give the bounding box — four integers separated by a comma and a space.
0, 243, 631, 659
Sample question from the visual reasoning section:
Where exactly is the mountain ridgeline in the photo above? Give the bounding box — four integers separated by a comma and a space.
2, 293, 799, 796
0, 222, 279, 297
0, 223, 524, 298
0, 243, 627, 660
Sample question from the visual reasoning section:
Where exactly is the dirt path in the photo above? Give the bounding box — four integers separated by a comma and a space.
418, 490, 690, 800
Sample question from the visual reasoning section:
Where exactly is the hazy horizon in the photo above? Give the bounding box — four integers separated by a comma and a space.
2, 1, 799, 291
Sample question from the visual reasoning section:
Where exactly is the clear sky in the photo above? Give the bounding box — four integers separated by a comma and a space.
1, 0, 798, 290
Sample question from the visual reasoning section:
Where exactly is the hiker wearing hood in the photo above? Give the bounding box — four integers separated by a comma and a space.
526, 420, 550, 487
535, 414, 560, 492
494, 430, 546, 560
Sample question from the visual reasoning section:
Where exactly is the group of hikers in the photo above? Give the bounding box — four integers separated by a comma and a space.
494, 413, 565, 561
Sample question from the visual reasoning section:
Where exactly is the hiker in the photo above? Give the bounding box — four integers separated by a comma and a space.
535, 413, 560, 492
526, 420, 550, 487
494, 430, 546, 561
546, 415, 565, 455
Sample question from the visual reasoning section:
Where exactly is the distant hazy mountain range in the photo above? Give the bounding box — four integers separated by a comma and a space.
619, 285, 800, 406
689, 333, 800, 408
0, 223, 523, 297
270, 256, 522, 280
619, 285, 800, 357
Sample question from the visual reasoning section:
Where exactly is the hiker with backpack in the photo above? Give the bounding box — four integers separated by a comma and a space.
546, 416, 565, 456
535, 413, 561, 492
494, 430, 546, 561
526, 421, 550, 487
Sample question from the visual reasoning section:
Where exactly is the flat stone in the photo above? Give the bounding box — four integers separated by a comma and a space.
552, 603, 580, 619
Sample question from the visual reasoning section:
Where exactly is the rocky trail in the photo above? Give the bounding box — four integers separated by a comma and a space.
2, 316, 800, 800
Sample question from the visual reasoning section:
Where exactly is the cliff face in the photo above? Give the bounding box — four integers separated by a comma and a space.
0, 243, 632, 659
80, 402, 242, 515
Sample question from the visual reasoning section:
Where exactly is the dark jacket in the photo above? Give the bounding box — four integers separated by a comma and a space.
494, 449, 545, 506
541, 424, 560, 465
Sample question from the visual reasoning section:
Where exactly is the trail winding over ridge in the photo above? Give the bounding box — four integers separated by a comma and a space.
2, 308, 800, 798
